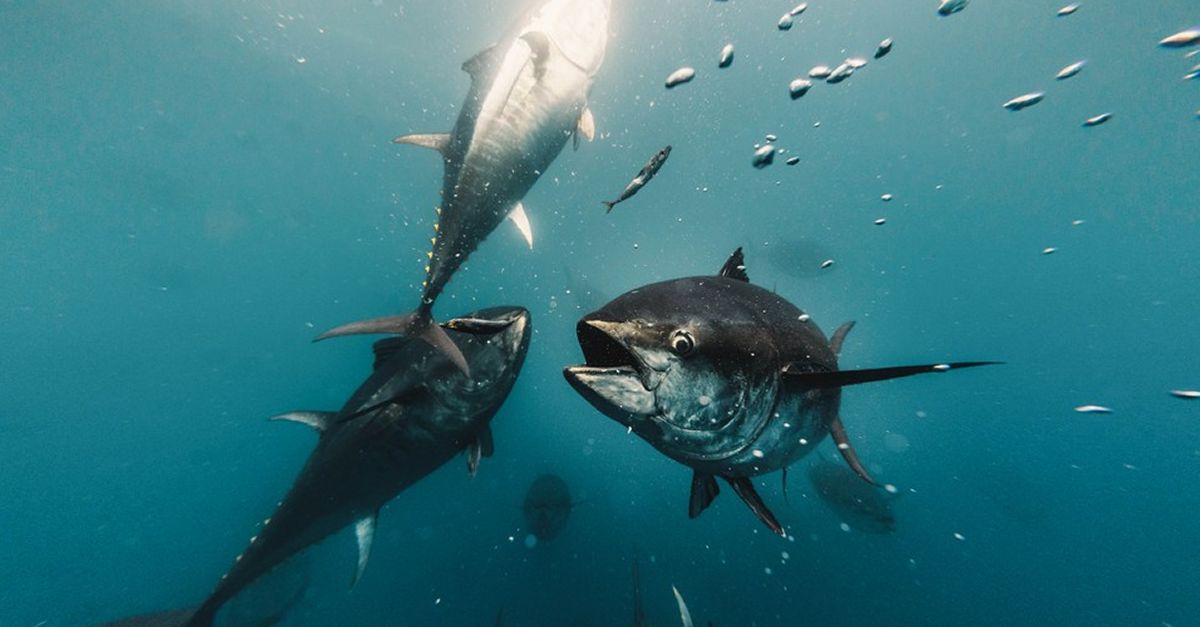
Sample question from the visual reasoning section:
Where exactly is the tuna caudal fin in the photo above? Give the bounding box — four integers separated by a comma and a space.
724, 476, 785, 536
829, 415, 878, 486
782, 361, 999, 388
315, 311, 470, 377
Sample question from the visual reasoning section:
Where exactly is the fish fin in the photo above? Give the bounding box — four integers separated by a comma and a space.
602, 200, 616, 214
316, 311, 470, 377
351, 513, 377, 588
672, 585, 694, 627
391, 133, 451, 156
507, 202, 534, 249
781, 467, 789, 504
467, 439, 482, 477
829, 321, 856, 357
269, 411, 335, 432
724, 476, 785, 536
782, 361, 1000, 388
718, 247, 750, 282
577, 107, 596, 143
371, 336, 414, 370
478, 425, 495, 457
688, 472, 720, 518
521, 32, 551, 79
462, 44, 498, 80
830, 415, 879, 486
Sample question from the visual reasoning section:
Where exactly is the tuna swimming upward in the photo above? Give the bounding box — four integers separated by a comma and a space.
564, 248, 996, 535
317, 0, 610, 375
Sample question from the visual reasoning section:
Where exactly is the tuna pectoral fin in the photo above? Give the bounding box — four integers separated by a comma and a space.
392, 132, 451, 156
270, 411, 335, 433
506, 202, 534, 249
351, 513, 377, 588
783, 361, 999, 388
443, 316, 517, 334
574, 107, 596, 150
316, 312, 470, 377
688, 472, 720, 518
724, 476, 785, 536
467, 439, 482, 477
830, 415, 878, 486
829, 321, 856, 357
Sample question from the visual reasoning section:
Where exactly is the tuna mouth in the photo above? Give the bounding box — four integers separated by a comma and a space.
563, 320, 657, 419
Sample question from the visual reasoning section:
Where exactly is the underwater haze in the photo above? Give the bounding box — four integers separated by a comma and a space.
3, 0, 1199, 625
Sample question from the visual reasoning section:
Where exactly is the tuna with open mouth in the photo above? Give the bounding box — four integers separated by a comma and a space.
563, 248, 996, 535
318, 0, 609, 376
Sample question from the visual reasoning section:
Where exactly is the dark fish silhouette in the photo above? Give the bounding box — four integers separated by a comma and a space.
317, 0, 610, 375
179, 307, 531, 626
522, 473, 574, 541
603, 145, 672, 213
564, 248, 997, 534
807, 459, 897, 534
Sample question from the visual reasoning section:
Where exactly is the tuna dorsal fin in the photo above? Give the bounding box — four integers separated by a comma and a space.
688, 472, 720, 518
829, 415, 879, 486
718, 247, 750, 282
392, 133, 451, 156
521, 31, 551, 79
351, 513, 377, 588
724, 476, 785, 536
829, 321, 856, 357
270, 411, 335, 432
782, 361, 999, 388
462, 44, 498, 80
507, 202, 534, 249
478, 425, 495, 457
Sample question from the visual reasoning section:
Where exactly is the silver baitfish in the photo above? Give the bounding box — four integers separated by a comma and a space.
665, 66, 696, 88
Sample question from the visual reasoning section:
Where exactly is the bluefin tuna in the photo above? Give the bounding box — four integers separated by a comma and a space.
317, 0, 608, 375
182, 307, 531, 626
563, 249, 994, 534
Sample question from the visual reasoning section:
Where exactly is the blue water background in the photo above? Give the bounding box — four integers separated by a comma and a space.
2, 0, 1198, 625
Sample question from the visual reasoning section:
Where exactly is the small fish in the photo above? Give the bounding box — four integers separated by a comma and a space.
874, 218, 887, 226
752, 145, 776, 168
820, 259, 835, 269
938, 0, 968, 17
1159, 28, 1200, 48
1074, 405, 1113, 414
1170, 390, 1200, 399
778, 14, 794, 30
786, 156, 801, 166
1185, 70, 1200, 81
790, 3, 808, 16
1082, 112, 1112, 127
826, 63, 855, 84
1187, 50, 1199, 59
1042, 247, 1058, 255
719, 44, 735, 68
665, 67, 696, 89
881, 193, 894, 202
1057, 3, 1079, 16
1056, 60, 1086, 80
765, 134, 778, 142
1003, 92, 1045, 111
809, 65, 833, 79
846, 57, 869, 69
603, 145, 672, 213
789, 78, 814, 99
875, 38, 894, 59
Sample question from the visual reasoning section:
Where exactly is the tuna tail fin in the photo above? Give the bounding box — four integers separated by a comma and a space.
602, 200, 616, 214
315, 310, 470, 377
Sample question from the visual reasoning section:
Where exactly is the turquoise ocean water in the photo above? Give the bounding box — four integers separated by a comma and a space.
2, 1, 1198, 625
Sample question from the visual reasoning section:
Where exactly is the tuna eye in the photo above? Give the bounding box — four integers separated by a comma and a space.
670, 330, 695, 356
